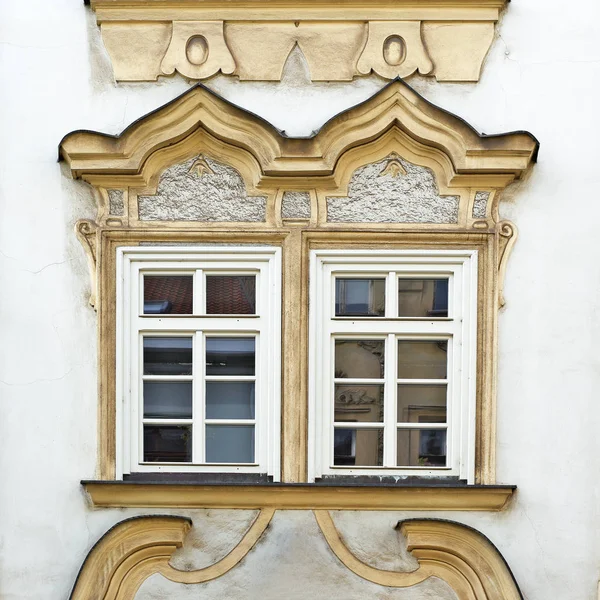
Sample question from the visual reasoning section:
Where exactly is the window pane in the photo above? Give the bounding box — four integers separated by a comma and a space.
143, 425, 192, 462
333, 428, 383, 466
206, 275, 256, 314
397, 384, 447, 424
143, 381, 192, 419
144, 337, 193, 375
397, 428, 447, 467
205, 425, 254, 463
335, 278, 385, 316
335, 339, 384, 379
206, 382, 255, 419
143, 275, 193, 314
335, 384, 384, 423
206, 337, 255, 376
397, 340, 447, 379
398, 278, 448, 317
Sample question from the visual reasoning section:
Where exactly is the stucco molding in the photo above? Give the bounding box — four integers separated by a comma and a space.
82, 481, 515, 510
315, 510, 523, 599
90, 0, 505, 83
70, 511, 521, 600
60, 80, 537, 194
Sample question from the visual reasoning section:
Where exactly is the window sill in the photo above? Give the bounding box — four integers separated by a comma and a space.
81, 480, 515, 511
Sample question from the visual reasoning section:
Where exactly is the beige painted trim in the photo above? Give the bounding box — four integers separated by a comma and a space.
70, 510, 522, 599
315, 511, 523, 599
89, 0, 506, 82
82, 481, 515, 510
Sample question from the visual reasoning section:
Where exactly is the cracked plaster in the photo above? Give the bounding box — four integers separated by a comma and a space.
138, 156, 267, 222
326, 155, 459, 224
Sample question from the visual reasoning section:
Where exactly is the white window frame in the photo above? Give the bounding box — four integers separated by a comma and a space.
308, 249, 478, 483
116, 246, 281, 479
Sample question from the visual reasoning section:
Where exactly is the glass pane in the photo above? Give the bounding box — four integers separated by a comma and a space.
143, 381, 192, 419
335, 340, 384, 379
206, 382, 255, 419
335, 278, 385, 317
333, 428, 383, 466
206, 425, 255, 463
144, 337, 193, 375
206, 337, 255, 376
143, 275, 193, 314
335, 384, 384, 423
206, 275, 256, 314
397, 384, 447, 424
398, 278, 448, 317
143, 425, 192, 462
397, 340, 447, 379
397, 428, 447, 467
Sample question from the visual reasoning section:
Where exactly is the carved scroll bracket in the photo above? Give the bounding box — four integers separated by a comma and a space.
75, 220, 99, 309
497, 220, 517, 308
92, 0, 505, 82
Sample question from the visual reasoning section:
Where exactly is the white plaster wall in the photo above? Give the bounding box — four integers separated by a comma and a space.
1, 0, 600, 598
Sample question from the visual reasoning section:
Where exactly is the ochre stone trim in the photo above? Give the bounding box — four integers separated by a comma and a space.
70, 510, 274, 599
70, 510, 522, 600
89, 0, 506, 82
315, 511, 523, 599
82, 481, 515, 510
60, 80, 537, 194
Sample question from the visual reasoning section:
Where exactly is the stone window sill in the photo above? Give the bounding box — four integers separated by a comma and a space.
81, 480, 515, 511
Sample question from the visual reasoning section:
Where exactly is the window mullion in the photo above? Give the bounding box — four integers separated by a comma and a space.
383, 333, 396, 468
194, 269, 203, 315
193, 331, 204, 464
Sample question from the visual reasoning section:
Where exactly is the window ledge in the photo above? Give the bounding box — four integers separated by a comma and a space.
81, 480, 515, 511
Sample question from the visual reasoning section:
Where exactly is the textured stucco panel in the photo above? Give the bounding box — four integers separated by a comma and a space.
107, 189, 125, 216
282, 191, 311, 219
138, 155, 267, 222
326, 155, 459, 224
472, 190, 490, 219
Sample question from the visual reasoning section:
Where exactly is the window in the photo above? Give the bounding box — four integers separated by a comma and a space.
116, 247, 281, 478
309, 250, 478, 483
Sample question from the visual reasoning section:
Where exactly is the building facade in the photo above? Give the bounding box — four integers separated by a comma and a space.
1, 0, 599, 598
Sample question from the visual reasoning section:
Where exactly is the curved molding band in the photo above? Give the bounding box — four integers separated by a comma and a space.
315, 511, 523, 600
71, 510, 522, 600
59, 79, 538, 192
70, 509, 275, 599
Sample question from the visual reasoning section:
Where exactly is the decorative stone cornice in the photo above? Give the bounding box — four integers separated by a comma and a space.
89, 0, 508, 82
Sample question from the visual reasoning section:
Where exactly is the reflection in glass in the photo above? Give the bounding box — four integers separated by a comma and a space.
397, 340, 447, 379
206, 382, 255, 419
206, 425, 255, 463
143, 381, 192, 419
206, 275, 256, 314
143, 425, 192, 462
143, 275, 193, 314
335, 340, 384, 379
333, 428, 383, 466
335, 278, 385, 317
397, 385, 447, 424
143, 337, 193, 375
397, 427, 446, 467
398, 278, 448, 317
334, 384, 384, 423
206, 337, 255, 375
